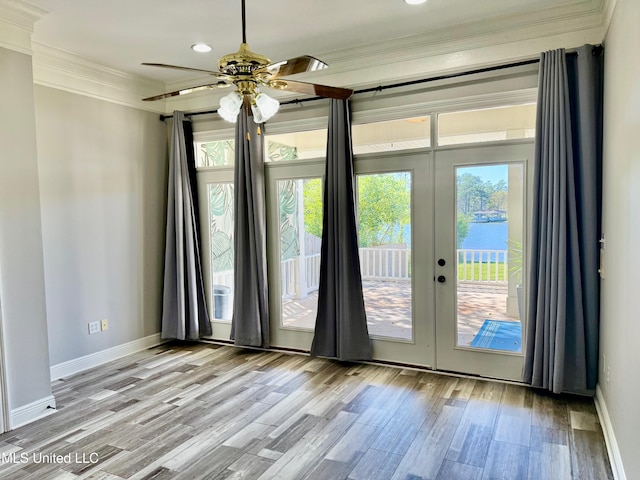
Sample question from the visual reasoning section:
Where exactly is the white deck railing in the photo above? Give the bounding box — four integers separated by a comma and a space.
359, 248, 411, 281
211, 247, 509, 300
457, 249, 508, 284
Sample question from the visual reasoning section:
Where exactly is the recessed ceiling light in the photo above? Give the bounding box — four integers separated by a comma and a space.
191, 43, 212, 53
405, 0, 427, 5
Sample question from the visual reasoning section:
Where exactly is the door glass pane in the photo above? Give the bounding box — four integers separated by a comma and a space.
208, 183, 235, 321
456, 163, 524, 352
278, 178, 323, 330
357, 172, 413, 340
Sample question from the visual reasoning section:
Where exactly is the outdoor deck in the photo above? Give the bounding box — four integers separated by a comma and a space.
215, 248, 520, 349
282, 281, 519, 346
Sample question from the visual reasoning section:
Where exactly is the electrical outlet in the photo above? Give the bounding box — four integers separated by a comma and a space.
606, 366, 611, 386
88, 321, 100, 335
101, 319, 109, 331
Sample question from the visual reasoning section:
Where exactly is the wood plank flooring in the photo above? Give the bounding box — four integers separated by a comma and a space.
0, 343, 613, 480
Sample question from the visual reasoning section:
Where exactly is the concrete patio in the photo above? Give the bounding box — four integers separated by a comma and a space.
281, 281, 520, 347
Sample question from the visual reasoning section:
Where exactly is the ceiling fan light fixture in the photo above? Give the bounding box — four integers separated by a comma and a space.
191, 43, 212, 53
218, 91, 243, 123
251, 91, 279, 123
404, 0, 427, 4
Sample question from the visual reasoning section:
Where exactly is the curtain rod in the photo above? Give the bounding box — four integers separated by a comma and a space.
159, 46, 601, 121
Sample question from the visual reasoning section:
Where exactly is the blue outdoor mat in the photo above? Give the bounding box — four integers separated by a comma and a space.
470, 320, 522, 352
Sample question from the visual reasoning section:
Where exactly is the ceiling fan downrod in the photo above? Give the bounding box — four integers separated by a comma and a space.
241, 0, 247, 44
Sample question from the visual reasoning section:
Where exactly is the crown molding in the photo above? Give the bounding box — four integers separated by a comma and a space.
164, 25, 602, 115
162, 0, 607, 114
0, 0, 47, 54
32, 42, 166, 112
317, 0, 606, 77
600, 0, 618, 38
28, 0, 612, 114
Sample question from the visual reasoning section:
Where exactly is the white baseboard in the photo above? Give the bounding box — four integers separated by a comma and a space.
595, 384, 627, 480
50, 333, 165, 381
10, 395, 57, 430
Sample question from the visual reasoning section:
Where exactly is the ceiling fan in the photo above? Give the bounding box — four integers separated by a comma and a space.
142, 0, 353, 123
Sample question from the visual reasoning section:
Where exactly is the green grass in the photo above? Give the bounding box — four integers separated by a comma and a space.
458, 262, 508, 281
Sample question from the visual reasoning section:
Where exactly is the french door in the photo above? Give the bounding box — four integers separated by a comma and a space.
265, 160, 325, 349
199, 142, 533, 381
263, 153, 434, 366
267, 153, 433, 365
354, 153, 433, 366
433, 142, 533, 381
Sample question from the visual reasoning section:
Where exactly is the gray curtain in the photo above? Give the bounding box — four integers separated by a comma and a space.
162, 112, 212, 340
524, 46, 603, 394
311, 99, 372, 361
230, 105, 270, 347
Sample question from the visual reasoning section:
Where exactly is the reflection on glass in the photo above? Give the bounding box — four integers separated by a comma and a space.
197, 140, 235, 167
352, 117, 430, 154
439, 104, 536, 146
208, 183, 234, 321
278, 178, 323, 330
266, 130, 328, 161
455, 163, 524, 352
357, 172, 413, 340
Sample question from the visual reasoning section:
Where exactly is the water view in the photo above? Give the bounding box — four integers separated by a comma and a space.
461, 222, 508, 251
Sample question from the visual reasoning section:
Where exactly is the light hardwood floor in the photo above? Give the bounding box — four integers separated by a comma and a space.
0, 343, 613, 480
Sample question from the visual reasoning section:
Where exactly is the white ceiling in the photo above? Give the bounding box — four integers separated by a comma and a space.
27, 0, 604, 88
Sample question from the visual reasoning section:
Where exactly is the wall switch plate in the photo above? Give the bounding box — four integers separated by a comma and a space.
101, 319, 109, 331
88, 321, 100, 335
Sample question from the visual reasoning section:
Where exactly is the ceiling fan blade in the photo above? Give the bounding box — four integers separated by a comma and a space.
142, 63, 233, 81
268, 79, 353, 100
142, 82, 232, 101
257, 56, 328, 78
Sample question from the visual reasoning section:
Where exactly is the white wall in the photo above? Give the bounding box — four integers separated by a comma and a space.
0, 47, 53, 411
34, 85, 168, 367
599, 0, 640, 478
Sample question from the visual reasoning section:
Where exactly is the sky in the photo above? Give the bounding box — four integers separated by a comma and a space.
457, 164, 508, 184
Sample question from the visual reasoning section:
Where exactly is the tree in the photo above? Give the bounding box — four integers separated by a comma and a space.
457, 212, 472, 248
303, 178, 323, 238
302, 173, 411, 248
457, 172, 508, 214
356, 174, 410, 247
488, 190, 508, 211
457, 173, 485, 214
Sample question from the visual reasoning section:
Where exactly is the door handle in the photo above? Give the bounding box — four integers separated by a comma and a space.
437, 275, 446, 283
